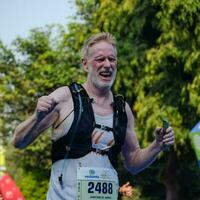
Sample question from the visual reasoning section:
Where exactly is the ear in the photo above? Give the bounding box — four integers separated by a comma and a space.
82, 58, 88, 72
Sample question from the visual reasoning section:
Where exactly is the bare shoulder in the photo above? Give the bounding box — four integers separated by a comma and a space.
122, 102, 140, 152
49, 86, 73, 127
124, 102, 135, 135
125, 102, 135, 123
49, 86, 71, 103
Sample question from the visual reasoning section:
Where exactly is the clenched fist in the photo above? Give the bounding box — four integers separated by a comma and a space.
36, 96, 57, 120
155, 126, 175, 150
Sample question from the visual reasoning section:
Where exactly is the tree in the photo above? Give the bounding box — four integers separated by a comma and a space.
1, 0, 200, 199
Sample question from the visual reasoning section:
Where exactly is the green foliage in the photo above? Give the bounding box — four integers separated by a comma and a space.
17, 171, 49, 200
1, 0, 200, 199
5, 137, 50, 200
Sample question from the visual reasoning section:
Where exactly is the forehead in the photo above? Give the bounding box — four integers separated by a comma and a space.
88, 41, 117, 57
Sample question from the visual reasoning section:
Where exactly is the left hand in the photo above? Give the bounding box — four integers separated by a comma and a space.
155, 127, 175, 150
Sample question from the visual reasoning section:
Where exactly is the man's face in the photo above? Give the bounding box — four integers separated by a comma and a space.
84, 41, 117, 90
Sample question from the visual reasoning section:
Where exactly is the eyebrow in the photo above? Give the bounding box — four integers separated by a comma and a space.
94, 55, 116, 58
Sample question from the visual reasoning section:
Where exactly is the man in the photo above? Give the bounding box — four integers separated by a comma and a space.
12, 32, 174, 200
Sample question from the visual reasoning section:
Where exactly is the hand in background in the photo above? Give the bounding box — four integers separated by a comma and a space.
119, 181, 133, 198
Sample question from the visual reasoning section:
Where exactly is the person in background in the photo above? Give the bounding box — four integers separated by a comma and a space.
12, 32, 175, 200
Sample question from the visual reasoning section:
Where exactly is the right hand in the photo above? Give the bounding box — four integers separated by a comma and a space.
119, 181, 133, 197
36, 96, 57, 119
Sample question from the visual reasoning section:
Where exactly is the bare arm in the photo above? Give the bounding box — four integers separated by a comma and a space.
13, 107, 59, 149
12, 86, 70, 149
122, 103, 175, 174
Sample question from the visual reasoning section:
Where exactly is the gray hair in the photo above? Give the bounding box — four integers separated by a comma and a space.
81, 32, 117, 59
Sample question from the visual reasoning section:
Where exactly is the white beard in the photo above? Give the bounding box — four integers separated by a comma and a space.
88, 66, 117, 90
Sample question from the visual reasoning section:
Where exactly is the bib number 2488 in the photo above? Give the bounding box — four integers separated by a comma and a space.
88, 181, 113, 194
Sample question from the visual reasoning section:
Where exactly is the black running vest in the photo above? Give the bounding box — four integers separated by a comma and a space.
51, 82, 127, 168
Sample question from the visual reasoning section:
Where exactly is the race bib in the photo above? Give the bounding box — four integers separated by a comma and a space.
77, 167, 118, 200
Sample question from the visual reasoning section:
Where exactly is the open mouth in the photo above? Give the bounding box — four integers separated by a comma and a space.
99, 71, 112, 78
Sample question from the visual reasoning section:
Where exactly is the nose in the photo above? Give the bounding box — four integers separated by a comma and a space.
104, 58, 112, 67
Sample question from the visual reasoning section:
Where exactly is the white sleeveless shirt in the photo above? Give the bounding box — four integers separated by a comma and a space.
46, 113, 119, 200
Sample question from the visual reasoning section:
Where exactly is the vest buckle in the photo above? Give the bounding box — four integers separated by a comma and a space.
65, 145, 71, 152
100, 125, 106, 130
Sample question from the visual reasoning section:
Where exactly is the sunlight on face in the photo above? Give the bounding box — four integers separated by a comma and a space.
86, 41, 117, 90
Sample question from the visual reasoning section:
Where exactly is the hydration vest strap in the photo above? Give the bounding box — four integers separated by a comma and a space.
58, 82, 83, 187
95, 124, 114, 132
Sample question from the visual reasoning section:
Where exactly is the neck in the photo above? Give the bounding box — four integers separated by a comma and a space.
83, 81, 111, 97
83, 82, 112, 104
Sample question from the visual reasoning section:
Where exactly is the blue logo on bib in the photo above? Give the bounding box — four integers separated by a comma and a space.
89, 169, 95, 175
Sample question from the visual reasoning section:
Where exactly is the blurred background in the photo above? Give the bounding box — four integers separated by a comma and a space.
1, 0, 200, 199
